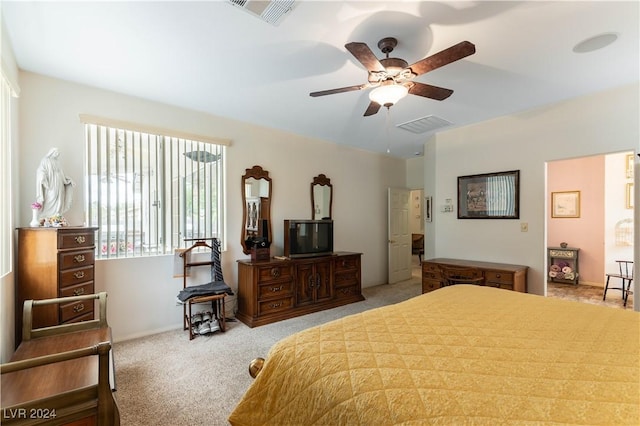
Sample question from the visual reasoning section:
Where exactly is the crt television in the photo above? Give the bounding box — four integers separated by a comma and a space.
284, 219, 334, 258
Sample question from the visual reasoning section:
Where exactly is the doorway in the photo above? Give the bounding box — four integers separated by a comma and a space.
387, 188, 412, 284
546, 151, 634, 309
387, 188, 425, 284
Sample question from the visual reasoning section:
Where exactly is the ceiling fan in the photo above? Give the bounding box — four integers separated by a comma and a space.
310, 37, 476, 116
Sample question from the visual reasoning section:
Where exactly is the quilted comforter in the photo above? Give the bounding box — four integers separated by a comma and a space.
229, 285, 640, 425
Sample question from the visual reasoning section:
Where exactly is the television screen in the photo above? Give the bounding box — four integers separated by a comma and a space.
284, 220, 333, 258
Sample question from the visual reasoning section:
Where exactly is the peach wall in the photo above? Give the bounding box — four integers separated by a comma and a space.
548, 156, 605, 285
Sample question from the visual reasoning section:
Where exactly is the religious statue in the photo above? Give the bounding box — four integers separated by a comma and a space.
35, 147, 75, 219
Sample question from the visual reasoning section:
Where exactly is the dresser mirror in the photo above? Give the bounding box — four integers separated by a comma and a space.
311, 174, 332, 220
241, 165, 272, 255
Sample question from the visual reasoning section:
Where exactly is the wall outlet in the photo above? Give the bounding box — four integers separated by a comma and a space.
441, 205, 454, 213
520, 222, 528, 232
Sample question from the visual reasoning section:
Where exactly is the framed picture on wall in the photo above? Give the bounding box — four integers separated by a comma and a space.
626, 183, 634, 209
425, 196, 432, 222
551, 191, 580, 218
457, 170, 520, 219
625, 154, 634, 178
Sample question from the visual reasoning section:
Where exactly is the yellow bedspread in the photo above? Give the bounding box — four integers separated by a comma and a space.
229, 285, 640, 425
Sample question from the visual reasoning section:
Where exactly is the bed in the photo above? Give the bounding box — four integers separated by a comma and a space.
228, 285, 639, 425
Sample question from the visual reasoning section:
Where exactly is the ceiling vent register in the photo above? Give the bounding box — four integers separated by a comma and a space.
396, 115, 453, 134
227, 0, 297, 26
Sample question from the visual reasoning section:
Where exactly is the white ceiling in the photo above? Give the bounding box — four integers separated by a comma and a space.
2, 1, 638, 159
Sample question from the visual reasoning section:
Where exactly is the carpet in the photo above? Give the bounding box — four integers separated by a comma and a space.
113, 276, 422, 425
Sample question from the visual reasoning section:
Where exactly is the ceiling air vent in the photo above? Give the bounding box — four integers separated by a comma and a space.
396, 115, 453, 134
227, 0, 297, 26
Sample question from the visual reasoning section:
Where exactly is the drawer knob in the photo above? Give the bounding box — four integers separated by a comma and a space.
74, 236, 86, 244
495, 273, 501, 278
73, 271, 85, 279
73, 288, 86, 296
270, 286, 282, 292
73, 254, 85, 263
269, 302, 282, 309
270, 268, 280, 278
73, 303, 85, 313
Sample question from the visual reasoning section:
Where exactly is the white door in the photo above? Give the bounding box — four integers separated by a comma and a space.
388, 188, 412, 284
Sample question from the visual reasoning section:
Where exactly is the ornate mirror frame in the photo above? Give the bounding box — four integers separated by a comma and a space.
241, 165, 272, 255
311, 174, 333, 220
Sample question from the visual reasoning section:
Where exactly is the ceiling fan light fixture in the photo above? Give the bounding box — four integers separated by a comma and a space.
369, 82, 408, 107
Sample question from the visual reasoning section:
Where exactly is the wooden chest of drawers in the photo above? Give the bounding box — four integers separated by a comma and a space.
236, 252, 363, 327
15, 227, 98, 347
333, 254, 362, 300
422, 258, 528, 294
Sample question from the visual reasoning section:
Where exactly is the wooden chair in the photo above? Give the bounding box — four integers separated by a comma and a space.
441, 266, 484, 287
411, 234, 424, 263
603, 260, 633, 307
1, 292, 120, 425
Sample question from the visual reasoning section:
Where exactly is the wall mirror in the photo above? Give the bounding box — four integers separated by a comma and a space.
241, 165, 272, 255
311, 174, 332, 220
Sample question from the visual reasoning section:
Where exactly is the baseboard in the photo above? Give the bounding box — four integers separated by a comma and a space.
548, 280, 604, 288
578, 281, 604, 288
113, 324, 183, 344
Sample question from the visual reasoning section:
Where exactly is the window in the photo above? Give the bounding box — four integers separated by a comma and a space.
84, 121, 226, 259
0, 72, 14, 276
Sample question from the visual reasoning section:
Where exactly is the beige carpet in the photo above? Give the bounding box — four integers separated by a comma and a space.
113, 275, 422, 426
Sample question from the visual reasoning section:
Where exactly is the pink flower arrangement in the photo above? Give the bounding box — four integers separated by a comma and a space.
101, 241, 134, 255
31, 201, 42, 210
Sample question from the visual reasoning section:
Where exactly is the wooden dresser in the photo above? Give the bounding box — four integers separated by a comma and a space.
236, 252, 363, 327
15, 227, 98, 347
422, 258, 528, 293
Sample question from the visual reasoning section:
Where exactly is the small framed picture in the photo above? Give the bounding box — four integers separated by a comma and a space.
625, 154, 634, 179
551, 191, 580, 218
425, 196, 432, 222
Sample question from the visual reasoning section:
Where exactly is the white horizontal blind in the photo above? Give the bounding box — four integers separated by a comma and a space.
85, 123, 225, 258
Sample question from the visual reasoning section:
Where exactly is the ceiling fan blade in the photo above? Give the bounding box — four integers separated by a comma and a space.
408, 41, 476, 76
408, 82, 454, 101
345, 42, 386, 73
310, 84, 369, 97
363, 101, 382, 116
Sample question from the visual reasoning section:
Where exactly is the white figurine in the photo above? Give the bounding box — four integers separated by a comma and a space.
35, 147, 75, 219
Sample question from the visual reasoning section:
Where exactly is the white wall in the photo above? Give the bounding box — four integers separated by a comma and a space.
409, 189, 423, 235
425, 83, 639, 303
13, 72, 406, 342
604, 151, 635, 275
406, 156, 424, 189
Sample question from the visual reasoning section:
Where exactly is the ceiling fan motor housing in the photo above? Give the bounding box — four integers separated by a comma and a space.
373, 37, 412, 80
381, 58, 408, 75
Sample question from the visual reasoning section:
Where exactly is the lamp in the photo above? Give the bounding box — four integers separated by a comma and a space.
369, 80, 408, 107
